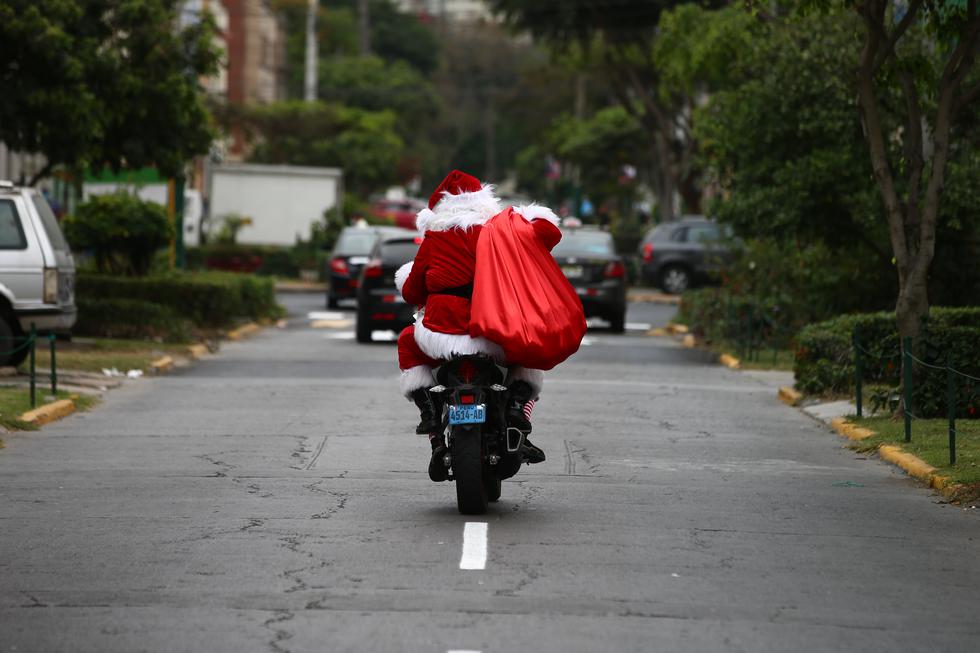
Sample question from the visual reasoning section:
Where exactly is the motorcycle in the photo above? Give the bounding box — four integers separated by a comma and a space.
429, 355, 531, 515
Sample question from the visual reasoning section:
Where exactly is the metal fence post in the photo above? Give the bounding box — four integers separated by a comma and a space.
903, 336, 912, 443
853, 325, 862, 418
947, 353, 956, 466
49, 333, 57, 395
29, 323, 36, 409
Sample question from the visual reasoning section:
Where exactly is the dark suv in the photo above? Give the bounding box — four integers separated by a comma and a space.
355, 229, 420, 343
638, 217, 734, 294
326, 225, 380, 308
553, 228, 628, 332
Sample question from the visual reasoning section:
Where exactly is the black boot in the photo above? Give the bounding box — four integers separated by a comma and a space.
411, 388, 438, 435
507, 381, 545, 463
428, 433, 449, 482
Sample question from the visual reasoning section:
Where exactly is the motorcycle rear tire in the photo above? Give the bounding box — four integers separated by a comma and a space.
484, 475, 502, 503
452, 427, 488, 515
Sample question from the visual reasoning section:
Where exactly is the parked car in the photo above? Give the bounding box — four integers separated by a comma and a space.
355, 229, 420, 343
370, 198, 425, 230
553, 226, 628, 333
326, 225, 382, 308
0, 181, 76, 365
638, 216, 734, 294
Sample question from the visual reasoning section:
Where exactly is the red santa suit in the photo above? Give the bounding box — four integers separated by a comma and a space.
396, 171, 561, 399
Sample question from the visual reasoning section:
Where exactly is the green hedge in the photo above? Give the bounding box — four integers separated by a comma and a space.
795, 307, 980, 418
74, 298, 191, 343
76, 272, 279, 329
678, 287, 798, 350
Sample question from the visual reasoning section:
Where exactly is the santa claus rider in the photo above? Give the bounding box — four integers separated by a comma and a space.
395, 170, 563, 482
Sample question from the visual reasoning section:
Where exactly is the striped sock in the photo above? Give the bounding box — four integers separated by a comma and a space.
523, 399, 535, 422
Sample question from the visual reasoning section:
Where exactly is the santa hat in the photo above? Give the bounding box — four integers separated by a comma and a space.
415, 169, 501, 233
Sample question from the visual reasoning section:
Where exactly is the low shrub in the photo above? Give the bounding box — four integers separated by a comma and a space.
63, 193, 173, 276
794, 307, 980, 418
74, 298, 191, 343
186, 244, 302, 277
76, 272, 279, 329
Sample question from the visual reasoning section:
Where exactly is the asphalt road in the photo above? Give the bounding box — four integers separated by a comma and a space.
1, 293, 977, 653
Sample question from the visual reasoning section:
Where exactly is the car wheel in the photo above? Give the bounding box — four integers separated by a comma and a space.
327, 294, 339, 309
660, 265, 691, 295
608, 312, 626, 334
0, 314, 28, 367
355, 313, 373, 343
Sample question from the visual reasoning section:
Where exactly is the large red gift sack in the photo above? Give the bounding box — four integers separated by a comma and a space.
469, 208, 587, 370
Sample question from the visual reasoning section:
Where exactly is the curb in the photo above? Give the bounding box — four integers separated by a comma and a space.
778, 386, 802, 406
149, 356, 174, 373
827, 417, 965, 500
719, 353, 741, 370
227, 322, 261, 341
628, 291, 681, 305
666, 322, 689, 335
187, 344, 209, 359
20, 399, 75, 427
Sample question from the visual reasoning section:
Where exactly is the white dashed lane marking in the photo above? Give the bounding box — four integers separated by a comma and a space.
459, 522, 488, 570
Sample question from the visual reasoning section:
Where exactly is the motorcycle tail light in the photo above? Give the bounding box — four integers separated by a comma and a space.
363, 259, 383, 278
460, 394, 475, 404
642, 243, 654, 262
330, 257, 349, 275
604, 261, 625, 278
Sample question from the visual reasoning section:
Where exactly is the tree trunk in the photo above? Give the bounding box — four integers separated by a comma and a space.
895, 263, 929, 340
651, 134, 676, 222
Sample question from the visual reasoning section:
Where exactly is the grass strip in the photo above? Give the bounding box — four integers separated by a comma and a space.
851, 416, 980, 487
27, 338, 192, 374
0, 386, 98, 431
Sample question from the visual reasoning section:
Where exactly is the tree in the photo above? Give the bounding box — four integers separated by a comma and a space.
806, 0, 980, 340
0, 0, 220, 184
490, 0, 723, 220
238, 101, 405, 196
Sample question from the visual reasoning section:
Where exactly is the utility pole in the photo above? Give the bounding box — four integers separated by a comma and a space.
357, 0, 371, 55
303, 0, 318, 101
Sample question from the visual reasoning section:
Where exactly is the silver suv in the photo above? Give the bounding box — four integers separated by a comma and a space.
0, 181, 76, 365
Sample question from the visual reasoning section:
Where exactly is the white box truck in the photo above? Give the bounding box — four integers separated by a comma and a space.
208, 164, 343, 246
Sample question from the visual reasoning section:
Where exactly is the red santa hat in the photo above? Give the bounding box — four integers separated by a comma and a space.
416, 169, 501, 233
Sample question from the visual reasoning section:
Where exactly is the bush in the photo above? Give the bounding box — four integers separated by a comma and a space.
74, 298, 191, 343
76, 272, 279, 329
64, 194, 173, 276
794, 307, 980, 418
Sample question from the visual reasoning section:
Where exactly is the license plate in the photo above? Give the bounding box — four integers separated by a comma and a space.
562, 265, 584, 279
449, 404, 486, 425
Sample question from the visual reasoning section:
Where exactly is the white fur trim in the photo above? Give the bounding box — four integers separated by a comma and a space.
514, 203, 560, 227
414, 318, 505, 362
394, 261, 413, 294
400, 364, 435, 398
416, 184, 501, 233
506, 366, 544, 398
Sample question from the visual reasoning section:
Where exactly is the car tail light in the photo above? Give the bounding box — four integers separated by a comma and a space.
604, 261, 626, 278
382, 294, 397, 303
43, 268, 58, 303
414, 236, 424, 244
642, 243, 654, 262
330, 257, 349, 275
363, 259, 383, 278
372, 312, 396, 320
460, 394, 475, 404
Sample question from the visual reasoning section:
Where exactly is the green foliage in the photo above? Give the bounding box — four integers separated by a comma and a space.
76, 272, 279, 329
239, 101, 404, 196
794, 307, 980, 418
0, 0, 219, 181
74, 298, 191, 343
212, 214, 253, 245
64, 194, 173, 277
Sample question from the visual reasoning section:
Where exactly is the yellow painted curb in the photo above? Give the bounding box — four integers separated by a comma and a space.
778, 386, 802, 406
878, 445, 937, 482
647, 327, 669, 337
719, 353, 741, 370
187, 344, 208, 359
227, 322, 260, 341
829, 417, 876, 441
20, 399, 75, 426
149, 355, 174, 373
681, 334, 697, 348
667, 323, 690, 335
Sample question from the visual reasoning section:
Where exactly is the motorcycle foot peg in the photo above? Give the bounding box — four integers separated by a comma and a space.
442, 453, 452, 467
506, 428, 525, 453
487, 454, 500, 465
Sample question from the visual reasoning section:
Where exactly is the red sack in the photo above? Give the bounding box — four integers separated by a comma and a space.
469, 208, 587, 370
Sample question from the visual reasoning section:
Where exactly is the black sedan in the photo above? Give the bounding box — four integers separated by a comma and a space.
553, 227, 628, 332
326, 225, 380, 308
355, 229, 421, 343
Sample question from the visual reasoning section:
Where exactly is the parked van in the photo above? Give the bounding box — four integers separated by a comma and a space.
0, 181, 76, 365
